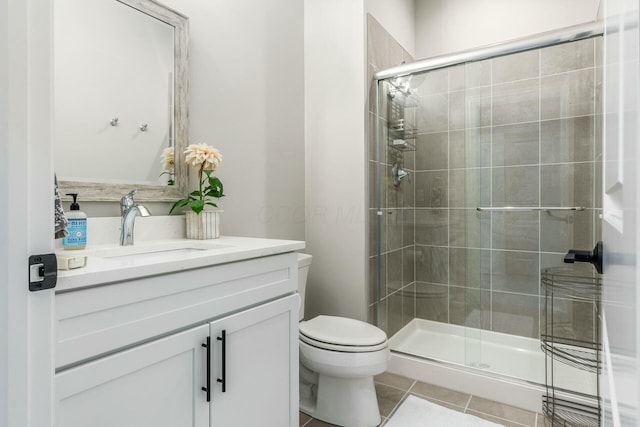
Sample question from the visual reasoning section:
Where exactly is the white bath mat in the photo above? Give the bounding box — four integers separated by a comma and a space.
385, 395, 505, 427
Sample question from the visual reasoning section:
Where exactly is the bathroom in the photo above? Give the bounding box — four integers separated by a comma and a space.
1, 0, 638, 426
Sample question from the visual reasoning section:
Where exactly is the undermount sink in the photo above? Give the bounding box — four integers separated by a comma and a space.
81, 241, 233, 260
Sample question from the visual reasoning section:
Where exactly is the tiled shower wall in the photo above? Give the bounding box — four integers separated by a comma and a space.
367, 15, 417, 335
368, 15, 602, 341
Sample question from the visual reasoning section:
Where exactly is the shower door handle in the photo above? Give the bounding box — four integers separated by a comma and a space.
564, 241, 603, 274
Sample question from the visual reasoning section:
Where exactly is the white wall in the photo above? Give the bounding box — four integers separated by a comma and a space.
304, 0, 415, 320
151, 0, 305, 240
0, 0, 8, 427
415, 0, 602, 59
304, 0, 368, 321
304, 0, 417, 322
0, 0, 9, 422
365, 0, 416, 57
68, 0, 306, 242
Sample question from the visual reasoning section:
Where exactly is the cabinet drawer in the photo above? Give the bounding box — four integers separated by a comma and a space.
56, 252, 297, 369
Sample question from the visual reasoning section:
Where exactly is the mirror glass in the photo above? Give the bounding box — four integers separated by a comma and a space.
53, 0, 188, 202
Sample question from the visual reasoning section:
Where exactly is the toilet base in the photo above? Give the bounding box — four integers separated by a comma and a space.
300, 374, 381, 427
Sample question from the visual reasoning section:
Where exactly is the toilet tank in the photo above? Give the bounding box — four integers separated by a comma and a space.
297, 253, 313, 320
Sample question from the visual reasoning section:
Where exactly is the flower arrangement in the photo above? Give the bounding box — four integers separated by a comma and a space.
170, 143, 225, 214
160, 146, 175, 185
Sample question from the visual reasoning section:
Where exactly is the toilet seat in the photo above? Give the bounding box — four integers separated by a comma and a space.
299, 334, 388, 352
299, 315, 387, 353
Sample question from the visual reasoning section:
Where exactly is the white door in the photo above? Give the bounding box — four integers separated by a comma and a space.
1, 0, 55, 426
55, 324, 209, 427
601, 0, 640, 425
208, 295, 298, 427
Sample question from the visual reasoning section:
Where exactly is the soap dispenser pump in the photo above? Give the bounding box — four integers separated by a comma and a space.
62, 193, 87, 250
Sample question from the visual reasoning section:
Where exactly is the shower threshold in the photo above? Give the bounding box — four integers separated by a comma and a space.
387, 319, 597, 412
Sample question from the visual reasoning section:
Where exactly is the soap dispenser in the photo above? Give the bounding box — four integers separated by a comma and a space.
62, 193, 87, 250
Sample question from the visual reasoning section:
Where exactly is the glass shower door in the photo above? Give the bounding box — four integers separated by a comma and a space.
372, 32, 603, 388
451, 60, 492, 370
372, 62, 490, 367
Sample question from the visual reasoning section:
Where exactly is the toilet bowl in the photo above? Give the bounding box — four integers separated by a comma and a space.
297, 253, 389, 427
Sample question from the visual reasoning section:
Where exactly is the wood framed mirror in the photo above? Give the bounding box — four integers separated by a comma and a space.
54, 0, 189, 202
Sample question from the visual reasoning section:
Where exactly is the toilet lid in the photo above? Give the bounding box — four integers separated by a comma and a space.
299, 315, 387, 348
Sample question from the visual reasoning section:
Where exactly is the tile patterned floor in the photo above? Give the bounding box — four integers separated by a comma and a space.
299, 372, 548, 426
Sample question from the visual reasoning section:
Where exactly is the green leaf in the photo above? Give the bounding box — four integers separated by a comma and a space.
206, 176, 224, 198
190, 190, 203, 198
208, 190, 225, 199
204, 201, 218, 208
169, 199, 189, 214
213, 177, 223, 190
189, 199, 205, 214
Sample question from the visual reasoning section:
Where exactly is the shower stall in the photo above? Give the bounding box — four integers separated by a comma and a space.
368, 18, 603, 411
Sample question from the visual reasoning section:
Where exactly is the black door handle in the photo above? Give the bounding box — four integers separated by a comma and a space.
201, 336, 211, 402
564, 241, 603, 274
217, 330, 226, 392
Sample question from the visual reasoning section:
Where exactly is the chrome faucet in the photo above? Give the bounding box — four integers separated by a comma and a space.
392, 163, 410, 186
120, 189, 151, 246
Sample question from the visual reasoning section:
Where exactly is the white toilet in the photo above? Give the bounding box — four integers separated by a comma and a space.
297, 253, 389, 427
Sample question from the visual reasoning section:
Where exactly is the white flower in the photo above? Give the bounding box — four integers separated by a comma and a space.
184, 143, 223, 171
169, 143, 225, 214
161, 146, 174, 171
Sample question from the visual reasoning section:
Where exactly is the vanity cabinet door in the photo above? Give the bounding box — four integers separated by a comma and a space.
208, 294, 299, 427
56, 324, 209, 427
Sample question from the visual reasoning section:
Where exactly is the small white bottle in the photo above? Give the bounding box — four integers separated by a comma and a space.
62, 193, 87, 250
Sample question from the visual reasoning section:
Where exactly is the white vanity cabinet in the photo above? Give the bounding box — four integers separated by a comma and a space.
54, 251, 300, 427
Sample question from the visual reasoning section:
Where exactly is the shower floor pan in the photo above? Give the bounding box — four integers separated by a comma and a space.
387, 318, 597, 412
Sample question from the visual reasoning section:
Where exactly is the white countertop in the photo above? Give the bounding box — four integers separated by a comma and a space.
56, 236, 305, 292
